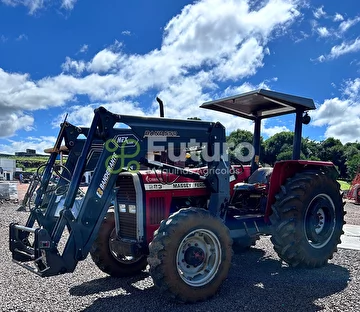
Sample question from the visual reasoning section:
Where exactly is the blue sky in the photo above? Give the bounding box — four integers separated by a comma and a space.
0, 0, 360, 154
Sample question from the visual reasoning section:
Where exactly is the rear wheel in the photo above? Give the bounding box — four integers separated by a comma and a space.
270, 170, 345, 268
90, 210, 147, 277
148, 208, 232, 303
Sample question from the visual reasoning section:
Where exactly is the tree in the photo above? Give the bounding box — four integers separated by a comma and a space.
226, 129, 265, 164
227, 129, 253, 144
263, 132, 294, 166
302, 138, 321, 160
344, 144, 360, 159
226, 129, 354, 180
346, 153, 360, 181
317, 138, 346, 178
318, 138, 343, 160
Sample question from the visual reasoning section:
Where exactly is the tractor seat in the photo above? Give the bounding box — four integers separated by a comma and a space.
234, 167, 273, 191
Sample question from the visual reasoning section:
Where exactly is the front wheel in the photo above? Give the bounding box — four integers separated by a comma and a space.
270, 170, 345, 268
90, 210, 148, 277
148, 208, 232, 303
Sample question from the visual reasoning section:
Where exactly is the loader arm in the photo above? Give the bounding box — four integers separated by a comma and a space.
23, 121, 89, 233
10, 107, 229, 277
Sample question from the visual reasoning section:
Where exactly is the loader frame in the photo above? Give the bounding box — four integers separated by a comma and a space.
10, 107, 230, 276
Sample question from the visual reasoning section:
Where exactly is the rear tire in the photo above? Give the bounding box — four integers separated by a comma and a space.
270, 170, 345, 268
90, 210, 147, 277
148, 208, 232, 303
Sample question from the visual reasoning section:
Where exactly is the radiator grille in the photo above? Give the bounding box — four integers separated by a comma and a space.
116, 175, 137, 239
149, 197, 165, 225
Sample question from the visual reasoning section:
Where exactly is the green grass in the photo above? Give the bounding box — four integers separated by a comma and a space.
0, 154, 50, 173
337, 180, 351, 191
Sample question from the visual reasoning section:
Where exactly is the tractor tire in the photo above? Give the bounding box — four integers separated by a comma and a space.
270, 170, 345, 268
148, 208, 232, 303
90, 210, 147, 277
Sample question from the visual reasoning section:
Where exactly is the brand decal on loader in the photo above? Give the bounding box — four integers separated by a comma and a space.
97, 137, 142, 197
143, 130, 179, 138
144, 182, 206, 190
97, 151, 118, 198
114, 134, 139, 147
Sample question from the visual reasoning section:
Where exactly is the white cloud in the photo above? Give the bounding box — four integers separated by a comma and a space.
313, 6, 326, 19
262, 125, 290, 137
61, 0, 77, 10
222, 81, 271, 98
317, 27, 330, 37
0, 113, 34, 137
1, 0, 45, 14
293, 30, 310, 43
0, 136, 57, 155
221, 81, 289, 138
0, 68, 75, 138
0, 35, 7, 43
339, 16, 360, 33
1, 0, 77, 14
329, 37, 360, 59
0, 69, 74, 111
312, 54, 326, 63
61, 57, 86, 74
317, 37, 360, 61
87, 49, 120, 73
311, 97, 352, 127
79, 44, 88, 53
311, 78, 360, 143
333, 13, 344, 22
310, 19, 333, 40
121, 30, 131, 36
216, 38, 265, 81
0, 0, 303, 139
343, 78, 360, 99
52, 101, 148, 129
313, 15, 360, 42
16, 34, 28, 41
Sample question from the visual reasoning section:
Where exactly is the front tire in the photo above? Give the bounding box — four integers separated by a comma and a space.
148, 208, 232, 303
270, 170, 345, 268
90, 210, 147, 277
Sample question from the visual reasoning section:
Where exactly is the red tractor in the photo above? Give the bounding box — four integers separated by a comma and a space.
10, 89, 345, 303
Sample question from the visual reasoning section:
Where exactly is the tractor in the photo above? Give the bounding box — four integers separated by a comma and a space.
10, 89, 345, 303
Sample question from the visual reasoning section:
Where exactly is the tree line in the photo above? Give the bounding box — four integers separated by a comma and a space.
227, 129, 360, 181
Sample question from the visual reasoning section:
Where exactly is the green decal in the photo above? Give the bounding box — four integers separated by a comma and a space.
104, 138, 141, 174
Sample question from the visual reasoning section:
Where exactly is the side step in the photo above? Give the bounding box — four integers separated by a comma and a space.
226, 215, 271, 239
9, 223, 69, 277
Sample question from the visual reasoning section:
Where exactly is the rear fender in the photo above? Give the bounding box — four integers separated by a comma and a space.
265, 160, 338, 221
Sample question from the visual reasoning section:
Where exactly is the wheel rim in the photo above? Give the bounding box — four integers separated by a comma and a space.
176, 228, 221, 287
108, 229, 143, 264
304, 194, 336, 249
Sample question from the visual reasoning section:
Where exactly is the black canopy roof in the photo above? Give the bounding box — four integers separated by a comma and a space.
200, 89, 316, 120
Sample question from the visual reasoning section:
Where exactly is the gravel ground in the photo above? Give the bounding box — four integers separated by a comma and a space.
1, 202, 359, 312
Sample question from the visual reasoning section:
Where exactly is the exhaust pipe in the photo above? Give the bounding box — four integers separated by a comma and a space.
156, 97, 164, 117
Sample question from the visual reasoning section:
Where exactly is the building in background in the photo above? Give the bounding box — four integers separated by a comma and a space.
15, 149, 37, 157
0, 158, 16, 181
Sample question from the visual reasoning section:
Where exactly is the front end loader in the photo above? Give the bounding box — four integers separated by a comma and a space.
9, 90, 345, 303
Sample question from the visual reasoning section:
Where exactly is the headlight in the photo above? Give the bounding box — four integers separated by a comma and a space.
128, 204, 136, 214
119, 204, 126, 213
